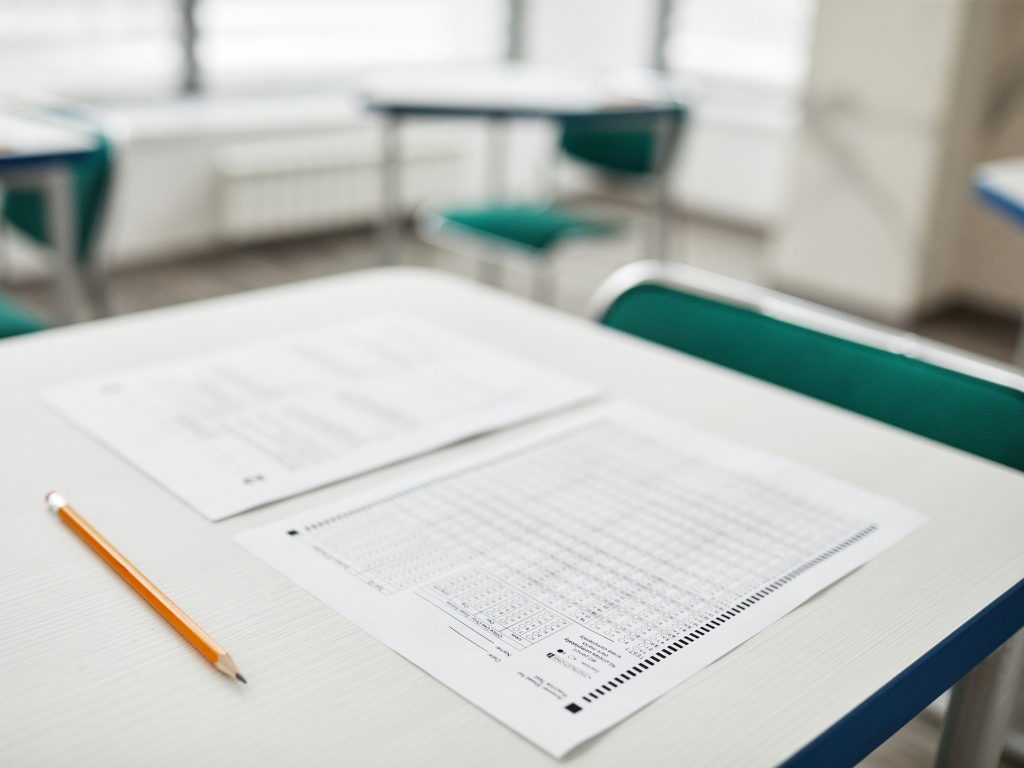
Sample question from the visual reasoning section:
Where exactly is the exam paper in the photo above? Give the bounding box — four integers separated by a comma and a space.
44, 315, 598, 520
236, 402, 925, 757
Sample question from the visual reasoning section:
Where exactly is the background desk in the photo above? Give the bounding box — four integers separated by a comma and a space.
975, 158, 1024, 367
0, 112, 95, 325
2, 268, 1024, 767
361, 65, 680, 264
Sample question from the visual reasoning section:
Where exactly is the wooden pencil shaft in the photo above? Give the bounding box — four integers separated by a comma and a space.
57, 504, 225, 664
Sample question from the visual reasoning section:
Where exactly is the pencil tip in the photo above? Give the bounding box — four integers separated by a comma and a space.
236, 673, 247, 684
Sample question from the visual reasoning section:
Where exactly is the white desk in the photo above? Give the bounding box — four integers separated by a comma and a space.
2, 267, 1024, 767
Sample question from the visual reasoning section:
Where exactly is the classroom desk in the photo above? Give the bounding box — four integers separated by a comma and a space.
361, 65, 681, 264
0, 112, 96, 325
975, 158, 1024, 367
2, 267, 1024, 767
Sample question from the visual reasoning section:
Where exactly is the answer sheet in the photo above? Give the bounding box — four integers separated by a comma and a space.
44, 315, 597, 520
236, 402, 925, 757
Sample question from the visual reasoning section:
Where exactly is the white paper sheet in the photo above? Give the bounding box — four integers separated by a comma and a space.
236, 402, 925, 757
44, 315, 598, 520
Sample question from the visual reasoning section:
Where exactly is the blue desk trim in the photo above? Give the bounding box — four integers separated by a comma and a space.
976, 182, 1024, 228
780, 576, 1024, 768
0, 149, 94, 172
366, 102, 682, 121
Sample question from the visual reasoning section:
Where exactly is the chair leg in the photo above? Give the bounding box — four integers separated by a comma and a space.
531, 262, 556, 306
935, 628, 1024, 768
81, 259, 111, 318
0, 215, 10, 287
379, 111, 403, 266
478, 250, 503, 288
43, 166, 82, 325
1012, 310, 1024, 368
649, 180, 671, 262
647, 114, 675, 262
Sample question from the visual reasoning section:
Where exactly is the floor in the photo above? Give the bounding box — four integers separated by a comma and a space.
4, 210, 1021, 768
7, 209, 1019, 364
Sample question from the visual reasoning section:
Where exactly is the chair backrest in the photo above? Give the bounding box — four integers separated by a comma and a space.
0, 292, 45, 339
590, 261, 1024, 473
559, 106, 685, 177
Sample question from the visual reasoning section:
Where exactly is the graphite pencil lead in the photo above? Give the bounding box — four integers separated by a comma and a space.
236, 673, 247, 684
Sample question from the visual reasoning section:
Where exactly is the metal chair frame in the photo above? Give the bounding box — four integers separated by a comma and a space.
588, 259, 1024, 394
588, 258, 1024, 768
418, 107, 685, 305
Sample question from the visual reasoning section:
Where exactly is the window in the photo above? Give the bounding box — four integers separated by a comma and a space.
0, 0, 182, 100
198, 0, 507, 93
667, 0, 817, 92
0, 0, 506, 100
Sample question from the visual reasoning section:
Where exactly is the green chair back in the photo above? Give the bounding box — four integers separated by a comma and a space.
602, 283, 1024, 473
560, 108, 685, 176
0, 292, 45, 339
438, 205, 611, 253
3, 131, 112, 264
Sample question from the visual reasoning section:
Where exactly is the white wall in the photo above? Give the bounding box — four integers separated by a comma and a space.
769, 0, 1024, 322
2, 0, 807, 276
98, 95, 485, 267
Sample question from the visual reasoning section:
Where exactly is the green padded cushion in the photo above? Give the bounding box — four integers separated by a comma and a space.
561, 127, 655, 175
2, 132, 111, 263
603, 284, 1024, 473
440, 205, 612, 252
560, 108, 686, 175
0, 293, 45, 339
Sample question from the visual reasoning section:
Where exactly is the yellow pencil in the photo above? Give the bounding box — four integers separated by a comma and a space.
46, 492, 246, 683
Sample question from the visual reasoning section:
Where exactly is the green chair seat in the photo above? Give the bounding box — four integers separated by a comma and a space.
602, 283, 1024, 473
0, 293, 45, 339
438, 205, 613, 253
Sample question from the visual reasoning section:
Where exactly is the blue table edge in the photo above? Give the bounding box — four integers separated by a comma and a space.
364, 101, 683, 120
975, 179, 1024, 228
0, 148, 96, 171
780, 574, 1024, 767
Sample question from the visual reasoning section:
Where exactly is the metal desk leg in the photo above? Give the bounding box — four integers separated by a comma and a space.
1012, 314, 1024, 368
648, 113, 674, 262
935, 629, 1024, 768
531, 260, 557, 306
476, 117, 511, 287
649, 168, 671, 262
42, 165, 81, 325
485, 116, 510, 201
379, 111, 402, 266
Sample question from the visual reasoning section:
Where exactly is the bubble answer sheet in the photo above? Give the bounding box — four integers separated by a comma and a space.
43, 315, 599, 520
235, 402, 925, 758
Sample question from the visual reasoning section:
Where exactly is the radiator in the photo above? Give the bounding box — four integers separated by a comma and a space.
213, 130, 467, 242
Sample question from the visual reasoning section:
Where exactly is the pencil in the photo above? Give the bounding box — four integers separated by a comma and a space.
45, 492, 246, 684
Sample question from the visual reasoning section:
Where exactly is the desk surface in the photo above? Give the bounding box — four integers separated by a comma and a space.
2, 268, 1024, 768
361, 63, 680, 119
975, 157, 1024, 227
0, 112, 94, 169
